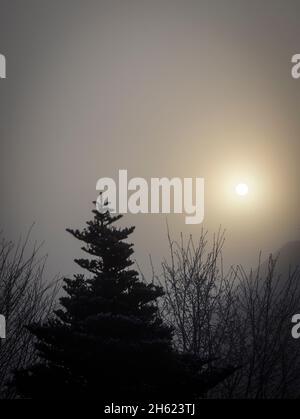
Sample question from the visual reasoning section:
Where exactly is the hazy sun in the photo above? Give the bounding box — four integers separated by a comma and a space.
235, 183, 249, 197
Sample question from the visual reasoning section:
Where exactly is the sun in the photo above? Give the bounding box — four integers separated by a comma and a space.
235, 183, 249, 197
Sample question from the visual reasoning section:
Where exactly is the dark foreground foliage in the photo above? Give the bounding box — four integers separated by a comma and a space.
14, 205, 234, 400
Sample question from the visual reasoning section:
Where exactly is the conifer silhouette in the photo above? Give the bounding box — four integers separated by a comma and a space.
14, 202, 234, 400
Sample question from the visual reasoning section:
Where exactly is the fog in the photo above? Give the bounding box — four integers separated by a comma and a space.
0, 0, 299, 280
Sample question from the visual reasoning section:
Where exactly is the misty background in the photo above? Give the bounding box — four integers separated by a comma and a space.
0, 0, 299, 281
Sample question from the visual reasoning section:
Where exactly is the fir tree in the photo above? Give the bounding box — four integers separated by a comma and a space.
14, 203, 235, 400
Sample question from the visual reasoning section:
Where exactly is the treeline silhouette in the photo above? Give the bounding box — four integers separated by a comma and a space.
0, 229, 59, 399
159, 229, 300, 399
0, 204, 299, 399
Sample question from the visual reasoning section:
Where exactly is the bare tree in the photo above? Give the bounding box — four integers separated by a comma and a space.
0, 229, 60, 399
159, 228, 300, 399
222, 259, 300, 399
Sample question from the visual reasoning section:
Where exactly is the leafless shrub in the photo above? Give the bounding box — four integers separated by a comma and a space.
223, 259, 300, 399
158, 228, 300, 399
0, 228, 60, 398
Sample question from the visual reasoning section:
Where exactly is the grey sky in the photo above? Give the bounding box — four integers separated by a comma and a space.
0, 0, 299, 279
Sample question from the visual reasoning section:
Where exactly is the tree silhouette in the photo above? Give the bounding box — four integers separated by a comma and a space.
160, 229, 300, 399
0, 230, 59, 399
14, 203, 234, 400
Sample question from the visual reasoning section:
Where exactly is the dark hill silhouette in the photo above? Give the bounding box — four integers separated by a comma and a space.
275, 241, 300, 271
258, 241, 300, 278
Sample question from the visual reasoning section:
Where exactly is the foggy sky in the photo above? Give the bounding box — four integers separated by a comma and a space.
0, 0, 299, 280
